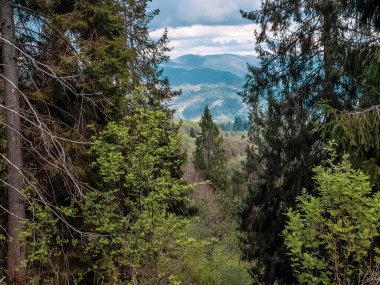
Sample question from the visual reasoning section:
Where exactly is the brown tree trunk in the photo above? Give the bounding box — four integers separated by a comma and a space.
0, 1, 27, 283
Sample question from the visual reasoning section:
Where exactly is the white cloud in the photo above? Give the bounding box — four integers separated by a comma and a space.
149, 0, 259, 28
177, 0, 239, 22
169, 44, 253, 57
149, 0, 262, 57
152, 24, 256, 39
151, 24, 258, 57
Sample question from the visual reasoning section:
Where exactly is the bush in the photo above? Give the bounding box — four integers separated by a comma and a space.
283, 147, 380, 284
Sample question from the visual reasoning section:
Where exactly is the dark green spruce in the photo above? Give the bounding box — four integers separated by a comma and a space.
194, 105, 229, 191
239, 0, 379, 283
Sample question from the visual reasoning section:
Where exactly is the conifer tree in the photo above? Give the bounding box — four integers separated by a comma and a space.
189, 127, 197, 138
194, 105, 228, 191
322, 11, 380, 189
240, 0, 379, 282
0, 0, 179, 282
1, 1, 27, 282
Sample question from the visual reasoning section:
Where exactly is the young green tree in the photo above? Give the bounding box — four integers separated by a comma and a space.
88, 89, 190, 284
283, 146, 380, 284
194, 105, 228, 191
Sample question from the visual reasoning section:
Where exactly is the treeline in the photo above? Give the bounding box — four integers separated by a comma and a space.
0, 0, 190, 284
218, 116, 249, 132
240, 0, 380, 284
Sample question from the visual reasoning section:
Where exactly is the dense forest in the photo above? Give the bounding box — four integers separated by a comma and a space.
240, 0, 380, 283
1, 0, 380, 284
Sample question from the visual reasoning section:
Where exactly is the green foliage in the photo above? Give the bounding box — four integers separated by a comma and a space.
323, 104, 380, 185
322, 48, 380, 188
2, 0, 179, 282
284, 145, 380, 284
86, 89, 191, 283
178, 191, 253, 285
240, 0, 379, 281
362, 48, 380, 101
218, 117, 250, 132
194, 105, 229, 191
179, 117, 252, 284
322, 101, 380, 190
189, 127, 196, 138
324, 104, 380, 153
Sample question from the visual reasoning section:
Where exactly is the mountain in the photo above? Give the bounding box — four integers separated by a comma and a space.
170, 84, 249, 122
164, 54, 258, 122
164, 54, 258, 77
163, 67, 243, 86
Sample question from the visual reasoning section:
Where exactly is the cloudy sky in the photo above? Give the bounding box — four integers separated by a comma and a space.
149, 0, 260, 58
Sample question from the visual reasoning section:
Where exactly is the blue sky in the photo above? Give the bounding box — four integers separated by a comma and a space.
149, 0, 260, 58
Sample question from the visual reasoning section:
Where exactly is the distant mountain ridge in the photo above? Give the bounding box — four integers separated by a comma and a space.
164, 54, 258, 77
164, 54, 258, 122
164, 67, 243, 86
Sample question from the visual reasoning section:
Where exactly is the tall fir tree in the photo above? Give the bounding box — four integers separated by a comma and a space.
1, 1, 27, 282
194, 105, 228, 191
322, 3, 380, 189
1, 0, 182, 282
239, 0, 379, 283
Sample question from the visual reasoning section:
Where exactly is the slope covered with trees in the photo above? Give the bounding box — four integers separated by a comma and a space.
180, 115, 252, 285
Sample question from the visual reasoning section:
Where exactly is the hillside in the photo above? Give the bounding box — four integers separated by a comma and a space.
179, 120, 252, 284
170, 84, 249, 122
164, 54, 258, 77
163, 67, 243, 85
164, 54, 258, 122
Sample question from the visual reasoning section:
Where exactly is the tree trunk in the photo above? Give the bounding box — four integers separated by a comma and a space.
1, 1, 27, 283
322, 0, 338, 108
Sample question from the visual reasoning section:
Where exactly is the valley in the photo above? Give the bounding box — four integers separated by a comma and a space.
163, 54, 257, 122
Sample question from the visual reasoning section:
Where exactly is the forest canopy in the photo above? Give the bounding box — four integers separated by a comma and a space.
1, 0, 380, 284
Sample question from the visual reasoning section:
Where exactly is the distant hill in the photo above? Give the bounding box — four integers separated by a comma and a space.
163, 67, 243, 86
163, 54, 258, 122
164, 54, 258, 77
170, 84, 249, 122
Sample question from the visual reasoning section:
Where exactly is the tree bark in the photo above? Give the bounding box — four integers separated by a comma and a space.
1, 1, 27, 283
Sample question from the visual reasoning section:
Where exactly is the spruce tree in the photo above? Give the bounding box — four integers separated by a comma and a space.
239, 0, 379, 282
1, 1, 27, 282
189, 127, 197, 138
322, 9, 380, 189
1, 0, 179, 282
194, 105, 228, 191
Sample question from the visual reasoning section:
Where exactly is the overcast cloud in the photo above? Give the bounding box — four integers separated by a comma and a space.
149, 0, 260, 58
149, 0, 258, 28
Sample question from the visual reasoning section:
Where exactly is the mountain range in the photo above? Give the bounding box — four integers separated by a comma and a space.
163, 54, 258, 122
